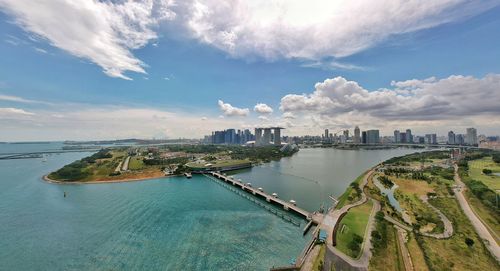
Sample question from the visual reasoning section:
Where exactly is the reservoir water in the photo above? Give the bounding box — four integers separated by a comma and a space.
0, 143, 419, 270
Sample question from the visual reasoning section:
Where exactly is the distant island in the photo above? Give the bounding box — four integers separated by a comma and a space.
45, 144, 299, 183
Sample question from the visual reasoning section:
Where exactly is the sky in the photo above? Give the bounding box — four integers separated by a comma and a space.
0, 0, 499, 141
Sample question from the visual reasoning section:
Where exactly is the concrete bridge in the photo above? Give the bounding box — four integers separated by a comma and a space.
208, 172, 321, 223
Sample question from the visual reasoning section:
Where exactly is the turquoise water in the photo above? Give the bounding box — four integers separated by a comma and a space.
0, 143, 309, 270
0, 143, 420, 270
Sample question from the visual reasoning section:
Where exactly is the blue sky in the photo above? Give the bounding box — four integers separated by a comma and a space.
0, 1, 499, 141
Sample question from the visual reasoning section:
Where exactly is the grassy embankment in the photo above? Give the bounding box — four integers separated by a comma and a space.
335, 171, 366, 209
311, 244, 326, 271
369, 211, 404, 271
335, 200, 373, 258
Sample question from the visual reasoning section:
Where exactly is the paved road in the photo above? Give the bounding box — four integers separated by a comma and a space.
121, 156, 131, 171
453, 164, 500, 262
419, 195, 453, 239
321, 170, 380, 270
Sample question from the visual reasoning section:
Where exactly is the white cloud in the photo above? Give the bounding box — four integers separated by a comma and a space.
279, 74, 500, 135
301, 60, 365, 71
34, 47, 48, 54
0, 0, 176, 80
218, 100, 249, 117
282, 112, 296, 119
258, 115, 269, 121
0, 107, 35, 117
0, 93, 50, 104
201, 116, 207, 120
183, 0, 498, 60
254, 103, 273, 114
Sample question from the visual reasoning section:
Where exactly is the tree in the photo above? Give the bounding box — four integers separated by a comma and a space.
482, 168, 492, 175
465, 238, 474, 247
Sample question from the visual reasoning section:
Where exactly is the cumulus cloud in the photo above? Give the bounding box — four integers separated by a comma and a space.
281, 75, 500, 120
0, 0, 176, 80
184, 0, 498, 60
254, 103, 273, 114
217, 100, 249, 117
279, 74, 500, 134
282, 112, 296, 119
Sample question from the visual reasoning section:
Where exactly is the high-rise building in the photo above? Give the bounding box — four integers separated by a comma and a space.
354, 126, 360, 143
343, 130, 349, 140
324, 129, 329, 140
448, 131, 456, 145
262, 128, 272, 145
400, 132, 407, 143
255, 128, 262, 145
466, 128, 478, 146
274, 128, 282, 146
425, 134, 437, 144
456, 134, 465, 145
366, 130, 380, 144
362, 131, 367, 144
394, 130, 400, 143
406, 129, 413, 143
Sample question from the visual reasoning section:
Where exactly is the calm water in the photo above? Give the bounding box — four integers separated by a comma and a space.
231, 147, 420, 212
0, 143, 419, 270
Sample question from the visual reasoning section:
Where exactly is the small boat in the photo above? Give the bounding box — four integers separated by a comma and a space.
289, 199, 297, 206
184, 172, 192, 178
258, 187, 264, 192
246, 182, 252, 187
272, 192, 278, 198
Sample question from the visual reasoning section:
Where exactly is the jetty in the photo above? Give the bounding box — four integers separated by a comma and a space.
208, 172, 318, 223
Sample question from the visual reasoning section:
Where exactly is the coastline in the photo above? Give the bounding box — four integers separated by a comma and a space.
42, 173, 179, 185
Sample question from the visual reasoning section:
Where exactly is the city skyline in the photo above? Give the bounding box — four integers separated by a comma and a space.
1, 1, 500, 141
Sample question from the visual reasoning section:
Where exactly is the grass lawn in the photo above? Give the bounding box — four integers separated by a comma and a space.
417, 197, 499, 270
369, 221, 403, 271
128, 156, 145, 170
336, 171, 366, 209
469, 157, 500, 190
336, 200, 373, 258
406, 232, 429, 271
393, 178, 434, 196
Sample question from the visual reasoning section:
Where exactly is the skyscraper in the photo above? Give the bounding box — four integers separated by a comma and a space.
354, 126, 360, 143
324, 129, 329, 140
343, 130, 349, 140
394, 130, 400, 143
425, 134, 437, 144
366, 130, 380, 144
466, 128, 478, 146
406, 129, 413, 143
362, 131, 367, 144
448, 131, 456, 144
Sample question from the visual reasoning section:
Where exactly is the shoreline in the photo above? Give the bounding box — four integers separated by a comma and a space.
42, 173, 180, 185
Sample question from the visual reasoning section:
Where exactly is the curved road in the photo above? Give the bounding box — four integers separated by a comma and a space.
453, 164, 500, 262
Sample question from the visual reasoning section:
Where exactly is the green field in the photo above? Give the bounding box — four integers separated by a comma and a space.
469, 157, 500, 190
335, 200, 373, 258
128, 156, 144, 170
417, 197, 499, 270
